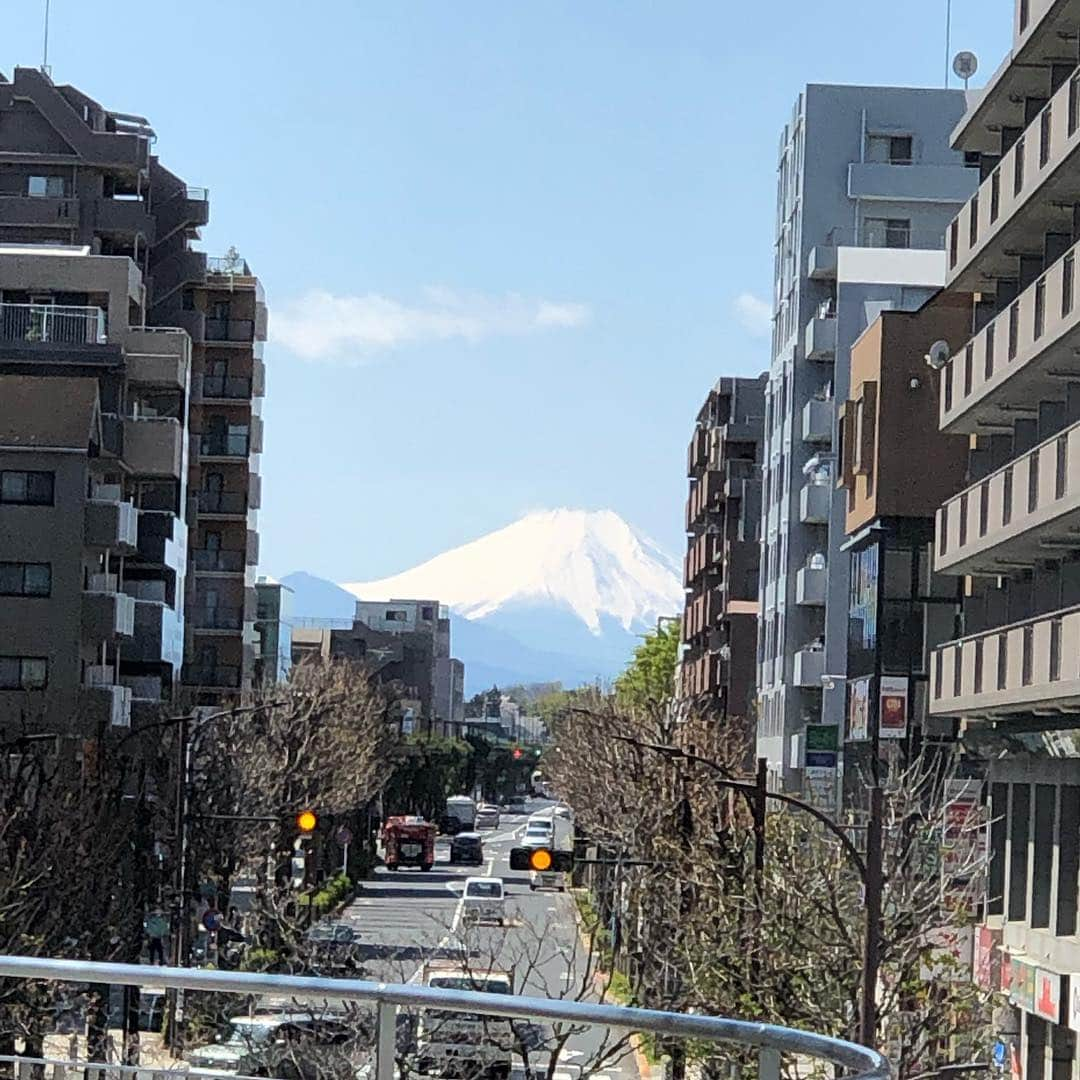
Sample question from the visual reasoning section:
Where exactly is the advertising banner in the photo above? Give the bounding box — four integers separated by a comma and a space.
848, 678, 870, 741
879, 676, 909, 740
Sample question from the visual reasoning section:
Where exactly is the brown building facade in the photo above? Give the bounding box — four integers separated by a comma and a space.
679, 375, 766, 723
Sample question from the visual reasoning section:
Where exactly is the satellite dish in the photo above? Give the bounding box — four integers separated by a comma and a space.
953, 51, 979, 86
925, 340, 952, 370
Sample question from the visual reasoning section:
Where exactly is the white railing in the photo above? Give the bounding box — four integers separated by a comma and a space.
0, 303, 106, 345
0, 957, 890, 1080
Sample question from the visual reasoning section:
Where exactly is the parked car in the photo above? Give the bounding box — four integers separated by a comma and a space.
449, 831, 484, 865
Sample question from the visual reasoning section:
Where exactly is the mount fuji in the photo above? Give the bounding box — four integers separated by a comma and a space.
281, 509, 684, 692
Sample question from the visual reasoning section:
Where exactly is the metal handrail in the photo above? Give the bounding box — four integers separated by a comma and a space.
0, 957, 889, 1080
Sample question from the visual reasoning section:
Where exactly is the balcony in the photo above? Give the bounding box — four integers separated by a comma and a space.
190, 606, 244, 631
804, 314, 837, 361
947, 69, 1080, 292
124, 327, 190, 390
847, 162, 976, 205
800, 481, 831, 524
183, 663, 241, 688
125, 597, 185, 668
793, 645, 825, 687
802, 397, 834, 445
96, 197, 155, 242
795, 562, 827, 606
82, 587, 135, 641
0, 956, 889, 1080
135, 509, 185, 573
807, 244, 837, 280
153, 185, 210, 245
0, 193, 79, 229
150, 248, 207, 306
196, 490, 247, 517
84, 493, 138, 551
124, 417, 183, 477
205, 317, 255, 343
192, 548, 245, 574
198, 431, 249, 459
940, 236, 1080, 433
196, 374, 252, 401
935, 417, 1080, 576
0, 303, 106, 346
79, 682, 132, 728
930, 603, 1080, 719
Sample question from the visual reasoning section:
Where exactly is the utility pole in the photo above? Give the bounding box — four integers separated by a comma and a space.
859, 785, 884, 1046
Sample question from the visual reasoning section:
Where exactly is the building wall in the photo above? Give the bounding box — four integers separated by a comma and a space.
757, 83, 977, 789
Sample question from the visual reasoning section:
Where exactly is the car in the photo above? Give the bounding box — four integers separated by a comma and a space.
185, 1012, 354, 1078
505, 797, 528, 814
461, 876, 506, 926
522, 818, 554, 848
475, 804, 501, 829
449, 831, 484, 865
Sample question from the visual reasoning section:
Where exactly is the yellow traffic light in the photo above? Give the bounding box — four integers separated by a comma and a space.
529, 848, 553, 872
296, 810, 317, 833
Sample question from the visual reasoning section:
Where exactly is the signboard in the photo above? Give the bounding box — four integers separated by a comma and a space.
335, 826, 353, 848
805, 724, 839, 768
1034, 967, 1063, 1024
202, 908, 223, 932
973, 925, 1002, 991
879, 677, 909, 740
1068, 977, 1080, 1033
1008, 956, 1036, 1013
848, 678, 871, 742
941, 779, 984, 908
804, 766, 838, 815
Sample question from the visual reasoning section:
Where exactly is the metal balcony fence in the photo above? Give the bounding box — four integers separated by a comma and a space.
0, 957, 889, 1080
0, 303, 107, 345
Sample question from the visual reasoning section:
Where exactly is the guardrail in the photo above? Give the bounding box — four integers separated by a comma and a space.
0, 957, 889, 1080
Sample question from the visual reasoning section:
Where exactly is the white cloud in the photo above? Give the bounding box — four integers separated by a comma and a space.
270, 286, 591, 362
733, 291, 773, 338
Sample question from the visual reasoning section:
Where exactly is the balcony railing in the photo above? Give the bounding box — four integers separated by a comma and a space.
205, 317, 255, 343
191, 548, 245, 573
0, 956, 890, 1080
199, 374, 252, 400
190, 605, 243, 630
936, 415, 1080, 576
182, 664, 241, 688
941, 235, 1080, 432
948, 67, 1080, 287
206, 253, 252, 276
0, 303, 106, 345
931, 601, 1080, 718
196, 490, 247, 515
198, 432, 249, 458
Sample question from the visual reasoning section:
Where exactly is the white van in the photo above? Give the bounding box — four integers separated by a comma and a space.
461, 876, 506, 926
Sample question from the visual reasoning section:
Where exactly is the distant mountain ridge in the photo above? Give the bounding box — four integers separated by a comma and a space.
282, 509, 683, 692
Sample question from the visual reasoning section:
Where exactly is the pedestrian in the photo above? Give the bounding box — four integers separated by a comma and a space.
144, 909, 169, 965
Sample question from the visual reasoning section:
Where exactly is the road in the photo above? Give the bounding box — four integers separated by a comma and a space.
338, 799, 642, 1080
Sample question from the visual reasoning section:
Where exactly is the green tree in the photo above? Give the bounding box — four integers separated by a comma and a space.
613, 620, 680, 713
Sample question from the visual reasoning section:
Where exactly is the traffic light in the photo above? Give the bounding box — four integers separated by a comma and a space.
510, 846, 573, 872
512, 747, 523, 760
296, 810, 318, 833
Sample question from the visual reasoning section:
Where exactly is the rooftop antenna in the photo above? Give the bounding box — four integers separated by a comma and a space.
41, 0, 51, 76
953, 51, 979, 91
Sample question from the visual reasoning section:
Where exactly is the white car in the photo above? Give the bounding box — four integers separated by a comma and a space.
475, 804, 501, 829
522, 818, 554, 848
461, 876, 506, 925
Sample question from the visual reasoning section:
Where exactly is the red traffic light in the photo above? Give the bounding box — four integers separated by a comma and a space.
512, 747, 523, 760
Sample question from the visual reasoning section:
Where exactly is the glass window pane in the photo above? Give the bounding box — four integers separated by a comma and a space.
23, 564, 50, 596
0, 565, 22, 594
0, 658, 20, 688
884, 548, 912, 600
20, 658, 47, 689
25, 472, 53, 505
1, 472, 26, 502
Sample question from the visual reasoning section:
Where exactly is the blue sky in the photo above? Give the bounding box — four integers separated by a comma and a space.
6, 1, 1010, 580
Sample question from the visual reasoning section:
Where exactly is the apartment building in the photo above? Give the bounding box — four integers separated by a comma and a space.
679, 375, 765, 728
0, 67, 266, 717
757, 83, 978, 792
832, 290, 971, 811
291, 599, 465, 734
926, 1, 1080, 1070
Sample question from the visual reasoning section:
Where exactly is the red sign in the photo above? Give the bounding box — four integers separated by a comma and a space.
1035, 967, 1063, 1023
973, 925, 1001, 991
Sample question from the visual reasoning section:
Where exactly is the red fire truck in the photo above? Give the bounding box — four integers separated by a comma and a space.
382, 816, 436, 872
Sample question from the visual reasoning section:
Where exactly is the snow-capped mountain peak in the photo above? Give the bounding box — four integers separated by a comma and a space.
341, 508, 682, 635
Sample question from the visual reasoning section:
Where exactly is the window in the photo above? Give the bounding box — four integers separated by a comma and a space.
0, 656, 48, 690
1029, 452, 1040, 513
421, 606, 434, 620
865, 134, 912, 165
949, 220, 959, 268
1057, 435, 1068, 500
1008, 302, 1019, 360
969, 195, 979, 248
979, 483, 990, 537
1014, 137, 1025, 196
26, 175, 65, 198
1003, 466, 1014, 526
0, 563, 50, 597
1071, 72, 1080, 136
0, 470, 54, 505
990, 169, 1001, 223
985, 322, 996, 379
1064, 253, 1075, 318
1035, 278, 1046, 339
1040, 105, 1053, 168
1008, 783, 1031, 922
866, 217, 911, 249
1020, 0, 1030, 32
974, 639, 985, 693
963, 343, 973, 396
889, 135, 912, 164
385, 609, 408, 622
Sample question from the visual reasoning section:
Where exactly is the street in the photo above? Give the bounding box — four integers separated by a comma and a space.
338, 800, 642, 1080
